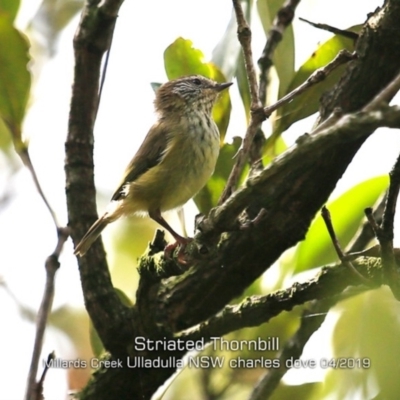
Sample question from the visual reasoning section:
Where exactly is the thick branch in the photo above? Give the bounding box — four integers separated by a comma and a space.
177, 257, 382, 342
64, 0, 134, 354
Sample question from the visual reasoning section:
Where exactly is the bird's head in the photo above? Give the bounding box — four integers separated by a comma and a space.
155, 75, 232, 115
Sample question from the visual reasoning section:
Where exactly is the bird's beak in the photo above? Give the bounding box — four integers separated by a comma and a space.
215, 82, 233, 92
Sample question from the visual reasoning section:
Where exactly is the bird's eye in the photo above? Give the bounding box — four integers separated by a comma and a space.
192, 78, 202, 86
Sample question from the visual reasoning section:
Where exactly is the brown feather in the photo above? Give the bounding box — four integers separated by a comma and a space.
111, 121, 169, 201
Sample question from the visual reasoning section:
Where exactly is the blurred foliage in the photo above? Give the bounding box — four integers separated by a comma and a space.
29, 0, 83, 56
0, 0, 21, 22
0, 15, 31, 152
313, 287, 400, 400
270, 382, 321, 400
0, 116, 12, 150
293, 176, 388, 273
108, 216, 160, 293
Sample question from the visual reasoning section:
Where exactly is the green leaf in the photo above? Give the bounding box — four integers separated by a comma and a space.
164, 37, 232, 141
257, 0, 295, 98
0, 116, 11, 150
0, 17, 31, 150
0, 0, 21, 22
194, 137, 242, 213
164, 37, 212, 80
272, 28, 360, 136
90, 288, 133, 357
293, 175, 388, 273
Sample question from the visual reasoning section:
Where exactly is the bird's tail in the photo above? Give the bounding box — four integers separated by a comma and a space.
74, 216, 109, 257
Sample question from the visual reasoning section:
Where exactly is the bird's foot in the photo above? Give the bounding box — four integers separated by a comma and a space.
164, 237, 193, 265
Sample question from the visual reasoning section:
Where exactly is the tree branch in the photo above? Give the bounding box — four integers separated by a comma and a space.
25, 228, 70, 400
299, 17, 359, 40
263, 50, 356, 118
365, 151, 400, 299
219, 0, 266, 205
177, 256, 382, 342
65, 0, 133, 355
258, 0, 301, 106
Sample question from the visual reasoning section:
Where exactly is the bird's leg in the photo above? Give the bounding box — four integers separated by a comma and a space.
149, 209, 192, 263
149, 209, 189, 244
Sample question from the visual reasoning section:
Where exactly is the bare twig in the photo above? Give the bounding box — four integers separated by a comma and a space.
250, 0, 301, 174
382, 160, 400, 239
219, 0, 266, 205
264, 50, 356, 118
299, 17, 358, 40
18, 113, 70, 400
365, 151, 400, 299
18, 148, 59, 228
346, 194, 386, 253
15, 143, 70, 399
232, 0, 260, 109
321, 206, 346, 259
25, 227, 70, 400
15, 56, 72, 400
33, 351, 56, 400
258, 0, 301, 105
321, 206, 370, 283
95, 27, 115, 120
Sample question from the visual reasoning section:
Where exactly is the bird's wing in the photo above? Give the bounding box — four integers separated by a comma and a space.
111, 121, 169, 201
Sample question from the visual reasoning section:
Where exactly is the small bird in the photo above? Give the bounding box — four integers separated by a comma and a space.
74, 75, 232, 257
